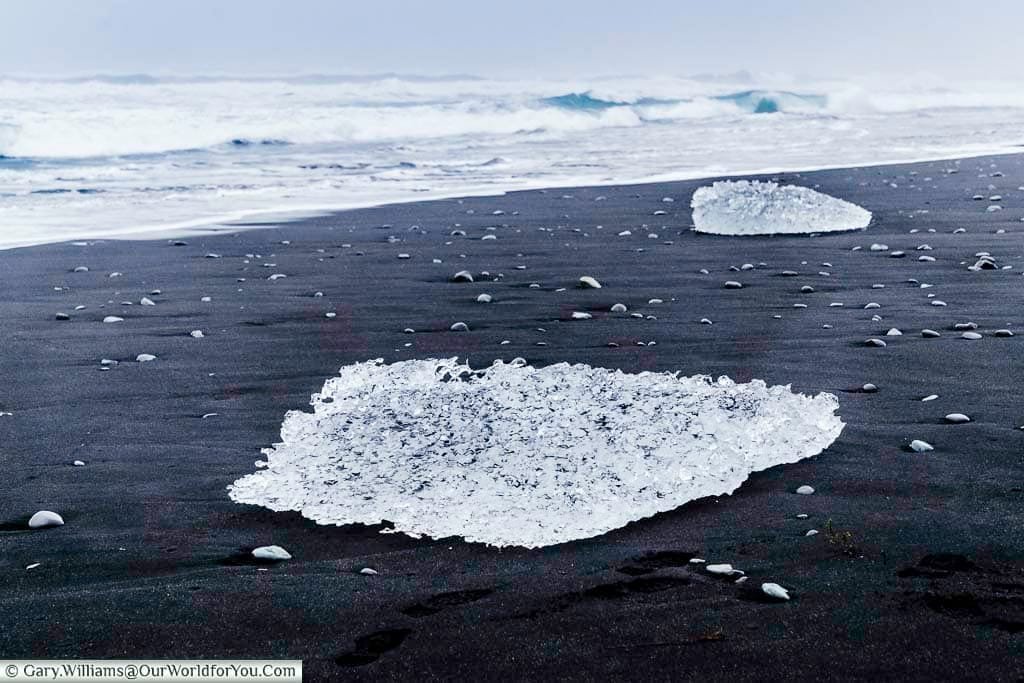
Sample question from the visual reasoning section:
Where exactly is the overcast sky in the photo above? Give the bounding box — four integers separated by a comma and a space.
2, 0, 1019, 79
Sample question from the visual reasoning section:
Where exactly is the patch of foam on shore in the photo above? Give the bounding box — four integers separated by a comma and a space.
691, 180, 872, 235
228, 358, 844, 548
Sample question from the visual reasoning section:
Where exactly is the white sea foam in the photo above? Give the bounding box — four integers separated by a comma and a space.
228, 358, 844, 548
690, 180, 872, 235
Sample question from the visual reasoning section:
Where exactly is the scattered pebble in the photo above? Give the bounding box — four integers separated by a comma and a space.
251, 545, 291, 561
28, 511, 64, 529
761, 583, 791, 601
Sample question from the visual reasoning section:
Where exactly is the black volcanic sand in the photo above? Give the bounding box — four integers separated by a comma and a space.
2, 155, 1023, 681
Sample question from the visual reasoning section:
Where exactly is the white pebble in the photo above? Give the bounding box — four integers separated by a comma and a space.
28, 511, 64, 529
252, 545, 291, 561
761, 583, 790, 601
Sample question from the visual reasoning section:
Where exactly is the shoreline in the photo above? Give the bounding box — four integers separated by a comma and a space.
3, 147, 1022, 252
1, 153, 1023, 679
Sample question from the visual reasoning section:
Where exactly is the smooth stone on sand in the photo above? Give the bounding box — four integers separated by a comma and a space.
450, 322, 470, 332
136, 354, 157, 362
102, 316, 124, 323
28, 511, 64, 529
610, 303, 627, 313
865, 338, 887, 347
862, 383, 878, 393
931, 301, 947, 307
571, 311, 593, 320
73, 460, 85, 466
706, 564, 734, 575
579, 276, 602, 289
795, 485, 815, 495
55, 312, 70, 321
359, 567, 379, 576
451, 270, 474, 282
953, 322, 978, 330
961, 332, 982, 340
994, 329, 1014, 337
922, 395, 939, 402
945, 413, 971, 424
476, 293, 493, 303
910, 439, 934, 453
922, 329, 941, 338
252, 545, 292, 561
724, 281, 743, 289
761, 583, 791, 601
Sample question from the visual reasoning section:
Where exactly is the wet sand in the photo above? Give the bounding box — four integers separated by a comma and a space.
1, 154, 1023, 680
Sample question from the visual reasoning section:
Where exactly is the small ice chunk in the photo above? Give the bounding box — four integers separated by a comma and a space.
691, 180, 871, 235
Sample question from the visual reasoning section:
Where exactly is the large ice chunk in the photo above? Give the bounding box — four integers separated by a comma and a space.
691, 180, 871, 235
228, 358, 844, 548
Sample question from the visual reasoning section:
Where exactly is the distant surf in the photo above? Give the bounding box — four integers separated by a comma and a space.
2, 73, 1023, 248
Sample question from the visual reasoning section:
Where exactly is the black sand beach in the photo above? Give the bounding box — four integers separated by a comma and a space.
1, 155, 1023, 680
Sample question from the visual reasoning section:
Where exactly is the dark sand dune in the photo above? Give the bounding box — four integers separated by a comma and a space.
1, 155, 1023, 680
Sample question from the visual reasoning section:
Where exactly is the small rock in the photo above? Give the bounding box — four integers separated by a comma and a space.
910, 439, 934, 453
795, 485, 815, 495
476, 293, 493, 303
136, 354, 157, 362
610, 303, 627, 313
579, 276, 602, 289
945, 413, 971, 424
252, 545, 291, 561
28, 511, 64, 529
761, 583, 791, 601
450, 322, 469, 332
359, 567, 379, 576
451, 270, 474, 282
102, 316, 124, 323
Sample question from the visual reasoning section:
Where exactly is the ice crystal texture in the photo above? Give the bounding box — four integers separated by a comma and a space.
691, 180, 872, 235
228, 358, 844, 548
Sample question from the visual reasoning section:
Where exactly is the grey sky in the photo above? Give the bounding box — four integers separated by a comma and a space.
2, 0, 1019, 79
